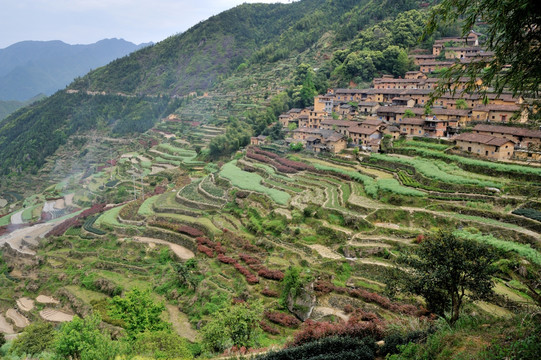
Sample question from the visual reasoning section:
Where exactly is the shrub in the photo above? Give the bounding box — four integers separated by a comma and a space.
288, 310, 385, 347
197, 245, 215, 258
261, 288, 279, 297
217, 254, 236, 264
265, 311, 301, 328
260, 320, 280, 335
258, 268, 285, 281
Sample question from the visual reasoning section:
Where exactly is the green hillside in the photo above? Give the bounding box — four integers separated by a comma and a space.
0, 0, 431, 182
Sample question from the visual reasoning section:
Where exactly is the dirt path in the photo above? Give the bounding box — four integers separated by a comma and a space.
0, 222, 57, 255
374, 222, 400, 230
39, 309, 74, 322
36, 295, 59, 304
309, 244, 342, 260
356, 258, 393, 267
312, 306, 349, 321
6, 309, 29, 328
166, 305, 197, 342
0, 314, 14, 334
16, 297, 35, 312
133, 237, 194, 260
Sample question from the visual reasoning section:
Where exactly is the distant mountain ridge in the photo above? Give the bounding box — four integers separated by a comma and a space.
0, 39, 151, 101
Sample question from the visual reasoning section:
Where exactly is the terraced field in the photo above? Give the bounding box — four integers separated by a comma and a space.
2, 139, 540, 357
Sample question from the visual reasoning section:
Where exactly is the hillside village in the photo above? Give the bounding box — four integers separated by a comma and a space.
271, 31, 540, 162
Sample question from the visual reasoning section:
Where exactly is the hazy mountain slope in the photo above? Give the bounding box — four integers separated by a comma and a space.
0, 94, 46, 121
0, 39, 149, 101
0, 0, 425, 178
69, 0, 338, 96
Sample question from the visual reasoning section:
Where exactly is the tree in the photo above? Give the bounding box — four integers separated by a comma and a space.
424, 0, 541, 107
280, 266, 302, 308
403, 109, 415, 118
9, 322, 55, 356
455, 99, 468, 110
133, 331, 193, 359
54, 314, 124, 360
201, 301, 263, 353
108, 288, 171, 339
174, 258, 199, 290
392, 231, 496, 324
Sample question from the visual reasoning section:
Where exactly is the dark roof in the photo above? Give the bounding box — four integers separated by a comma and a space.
348, 126, 379, 135
472, 124, 541, 139
454, 132, 515, 146
288, 108, 302, 113
334, 88, 365, 94
473, 104, 521, 112
321, 119, 355, 127
358, 101, 379, 106
362, 119, 384, 126
399, 117, 426, 126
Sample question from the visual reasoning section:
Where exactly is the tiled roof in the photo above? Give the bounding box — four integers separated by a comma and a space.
472, 124, 541, 139
454, 132, 515, 146
348, 126, 379, 135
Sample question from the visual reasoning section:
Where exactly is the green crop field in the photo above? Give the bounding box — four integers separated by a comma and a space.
219, 160, 290, 205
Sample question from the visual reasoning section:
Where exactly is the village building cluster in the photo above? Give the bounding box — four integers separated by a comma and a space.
259, 31, 541, 161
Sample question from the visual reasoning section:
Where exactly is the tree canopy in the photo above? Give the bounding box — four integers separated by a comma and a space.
391, 231, 497, 324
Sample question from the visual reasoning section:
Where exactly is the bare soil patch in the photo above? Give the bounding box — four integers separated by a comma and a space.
309, 244, 342, 260
36, 295, 60, 304
0, 314, 14, 334
133, 237, 194, 260
16, 297, 35, 312
39, 309, 74, 322
6, 309, 29, 328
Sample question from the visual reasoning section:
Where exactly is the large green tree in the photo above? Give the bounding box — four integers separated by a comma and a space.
108, 288, 171, 339
424, 0, 541, 105
54, 314, 124, 360
392, 231, 497, 324
201, 301, 263, 353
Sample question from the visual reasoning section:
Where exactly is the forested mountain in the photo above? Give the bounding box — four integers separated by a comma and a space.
0, 0, 434, 177
0, 39, 149, 101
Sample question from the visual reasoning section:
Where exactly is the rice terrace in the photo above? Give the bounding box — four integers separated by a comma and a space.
0, 0, 540, 359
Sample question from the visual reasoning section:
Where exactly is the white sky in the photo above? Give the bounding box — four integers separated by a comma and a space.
0, 0, 293, 48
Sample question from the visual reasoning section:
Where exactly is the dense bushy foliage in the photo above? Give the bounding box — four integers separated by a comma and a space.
313, 281, 420, 315
258, 336, 376, 360
265, 311, 301, 328
289, 310, 385, 347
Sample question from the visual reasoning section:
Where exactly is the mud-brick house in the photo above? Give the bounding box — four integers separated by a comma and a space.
471, 124, 541, 149
423, 117, 459, 138
250, 135, 268, 145
357, 101, 380, 115
412, 54, 436, 65
398, 117, 426, 136
348, 126, 381, 147
291, 128, 346, 154
420, 61, 455, 73
472, 104, 528, 123
453, 132, 515, 160
405, 71, 427, 80
320, 119, 357, 136
334, 88, 366, 103
314, 94, 334, 114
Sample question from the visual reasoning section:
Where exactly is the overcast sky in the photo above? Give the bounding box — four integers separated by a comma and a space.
0, 0, 292, 49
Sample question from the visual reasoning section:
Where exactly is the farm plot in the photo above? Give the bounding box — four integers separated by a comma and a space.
219, 161, 290, 205
370, 153, 501, 188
